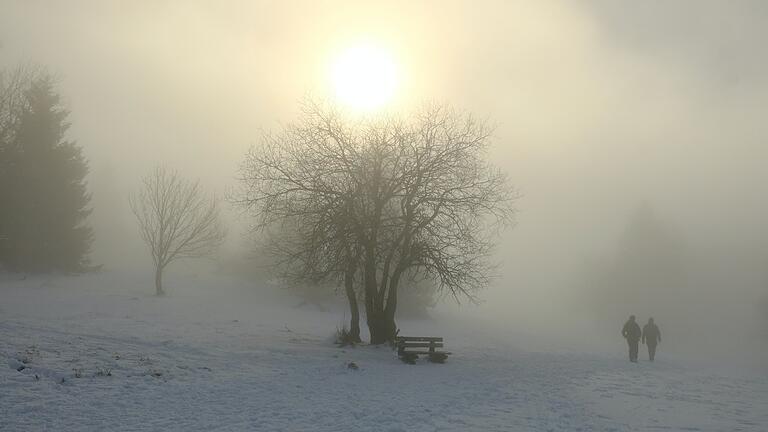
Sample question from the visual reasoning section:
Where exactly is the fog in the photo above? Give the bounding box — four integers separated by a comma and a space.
2, 1, 766, 366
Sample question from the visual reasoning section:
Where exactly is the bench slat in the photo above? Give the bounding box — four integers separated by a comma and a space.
396, 336, 443, 342
398, 342, 444, 349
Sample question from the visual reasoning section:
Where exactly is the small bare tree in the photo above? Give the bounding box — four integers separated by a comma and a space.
129, 167, 226, 295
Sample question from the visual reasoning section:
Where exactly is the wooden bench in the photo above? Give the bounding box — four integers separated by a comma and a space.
396, 336, 450, 364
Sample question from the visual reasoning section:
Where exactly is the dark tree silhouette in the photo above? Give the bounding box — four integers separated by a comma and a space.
130, 166, 226, 296
0, 74, 92, 272
239, 100, 515, 343
0, 66, 33, 263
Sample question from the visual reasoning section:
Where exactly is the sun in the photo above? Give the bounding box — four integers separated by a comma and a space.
329, 42, 400, 111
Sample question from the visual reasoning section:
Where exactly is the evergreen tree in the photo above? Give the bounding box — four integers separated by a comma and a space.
0, 77, 92, 272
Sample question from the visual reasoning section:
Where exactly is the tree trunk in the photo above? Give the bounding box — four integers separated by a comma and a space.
344, 263, 361, 343
367, 312, 386, 345
367, 311, 397, 345
360, 240, 400, 345
383, 267, 401, 336
362, 247, 383, 343
155, 265, 165, 296
367, 281, 398, 345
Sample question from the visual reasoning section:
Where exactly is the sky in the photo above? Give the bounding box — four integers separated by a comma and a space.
1, 0, 766, 361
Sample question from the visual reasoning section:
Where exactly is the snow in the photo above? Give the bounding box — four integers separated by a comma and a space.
1, 271, 766, 431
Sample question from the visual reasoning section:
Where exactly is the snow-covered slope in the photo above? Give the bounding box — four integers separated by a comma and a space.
1, 271, 766, 431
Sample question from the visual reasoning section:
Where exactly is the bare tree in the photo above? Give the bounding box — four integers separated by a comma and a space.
0, 65, 42, 146
130, 166, 226, 295
240, 104, 366, 341
239, 100, 516, 343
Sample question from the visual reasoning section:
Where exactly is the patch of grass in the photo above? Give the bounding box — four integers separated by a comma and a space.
334, 325, 358, 347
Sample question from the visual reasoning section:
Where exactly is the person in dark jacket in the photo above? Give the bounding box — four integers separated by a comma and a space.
642, 317, 661, 361
621, 315, 641, 362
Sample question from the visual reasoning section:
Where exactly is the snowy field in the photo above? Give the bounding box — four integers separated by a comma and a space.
1, 271, 767, 432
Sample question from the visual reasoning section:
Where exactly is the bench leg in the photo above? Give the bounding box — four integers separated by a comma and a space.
428, 352, 448, 363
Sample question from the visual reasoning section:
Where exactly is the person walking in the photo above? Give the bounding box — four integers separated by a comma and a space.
621, 315, 641, 362
642, 317, 661, 361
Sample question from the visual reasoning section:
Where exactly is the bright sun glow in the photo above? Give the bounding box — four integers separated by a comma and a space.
329, 42, 399, 111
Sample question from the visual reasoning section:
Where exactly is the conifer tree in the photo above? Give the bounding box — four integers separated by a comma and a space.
0, 76, 92, 272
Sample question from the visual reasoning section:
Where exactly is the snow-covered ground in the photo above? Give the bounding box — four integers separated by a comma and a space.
1, 270, 766, 431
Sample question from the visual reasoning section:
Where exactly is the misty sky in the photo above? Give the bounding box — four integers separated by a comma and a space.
1, 1, 767, 351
